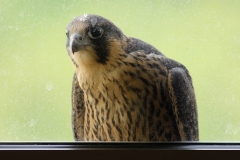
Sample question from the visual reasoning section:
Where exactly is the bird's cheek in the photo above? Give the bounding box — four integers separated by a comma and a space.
73, 47, 99, 66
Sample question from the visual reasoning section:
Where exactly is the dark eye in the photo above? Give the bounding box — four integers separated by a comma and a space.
88, 26, 104, 39
66, 30, 69, 38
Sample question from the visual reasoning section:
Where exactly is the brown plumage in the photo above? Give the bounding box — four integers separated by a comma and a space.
66, 14, 198, 141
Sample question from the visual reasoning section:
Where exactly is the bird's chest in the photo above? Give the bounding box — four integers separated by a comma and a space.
81, 71, 149, 141
76, 53, 173, 141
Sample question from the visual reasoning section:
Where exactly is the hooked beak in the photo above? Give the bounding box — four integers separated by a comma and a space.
70, 33, 89, 54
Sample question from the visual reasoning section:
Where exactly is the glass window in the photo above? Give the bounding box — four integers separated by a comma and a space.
0, 0, 239, 142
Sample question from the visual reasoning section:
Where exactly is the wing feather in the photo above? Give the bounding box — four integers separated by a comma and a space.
72, 72, 85, 141
168, 67, 199, 141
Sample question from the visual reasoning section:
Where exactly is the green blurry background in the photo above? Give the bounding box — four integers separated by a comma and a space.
0, 0, 239, 141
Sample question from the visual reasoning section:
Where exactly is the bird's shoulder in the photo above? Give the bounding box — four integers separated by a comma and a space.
124, 37, 164, 56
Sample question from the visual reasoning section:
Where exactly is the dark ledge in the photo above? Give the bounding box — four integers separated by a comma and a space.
0, 142, 240, 150
1, 142, 240, 159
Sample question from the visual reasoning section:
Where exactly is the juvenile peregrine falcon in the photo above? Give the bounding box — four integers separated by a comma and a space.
66, 14, 198, 141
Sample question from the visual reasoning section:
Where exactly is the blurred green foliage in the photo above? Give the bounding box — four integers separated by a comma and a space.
0, 0, 240, 141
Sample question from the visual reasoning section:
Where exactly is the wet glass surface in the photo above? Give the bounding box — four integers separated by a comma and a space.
0, 0, 240, 141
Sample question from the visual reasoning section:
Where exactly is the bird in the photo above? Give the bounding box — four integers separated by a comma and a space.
66, 14, 198, 141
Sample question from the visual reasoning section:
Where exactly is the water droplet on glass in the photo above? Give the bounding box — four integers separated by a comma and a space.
46, 83, 53, 90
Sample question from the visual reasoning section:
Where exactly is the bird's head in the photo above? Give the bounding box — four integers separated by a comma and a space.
66, 14, 126, 67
